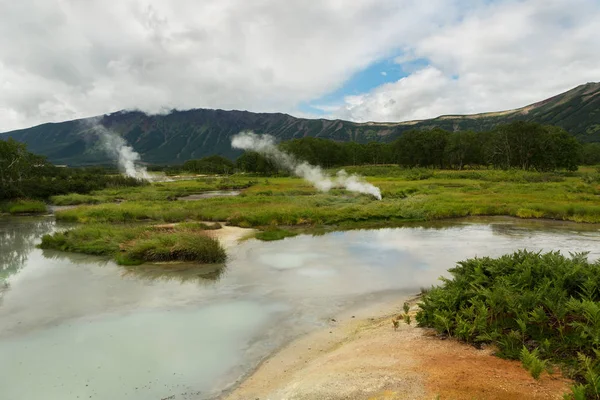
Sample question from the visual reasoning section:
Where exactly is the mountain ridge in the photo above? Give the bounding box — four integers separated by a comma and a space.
2, 82, 599, 165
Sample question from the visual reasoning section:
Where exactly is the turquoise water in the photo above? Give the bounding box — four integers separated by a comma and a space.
1, 216, 599, 399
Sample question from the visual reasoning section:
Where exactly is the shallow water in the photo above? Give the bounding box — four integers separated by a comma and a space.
177, 191, 241, 201
1, 216, 599, 400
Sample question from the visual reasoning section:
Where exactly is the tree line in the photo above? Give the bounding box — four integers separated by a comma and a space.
277, 122, 582, 171
174, 122, 591, 175
0, 138, 144, 201
2, 121, 598, 200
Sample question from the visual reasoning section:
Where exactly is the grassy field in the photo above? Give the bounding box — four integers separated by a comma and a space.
54, 169, 600, 225
50, 176, 257, 205
40, 166, 600, 263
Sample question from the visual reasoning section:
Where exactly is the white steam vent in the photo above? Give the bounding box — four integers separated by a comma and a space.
92, 125, 150, 180
232, 131, 382, 200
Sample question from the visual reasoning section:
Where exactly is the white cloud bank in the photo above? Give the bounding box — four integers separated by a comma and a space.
334, 0, 600, 122
0, 0, 599, 131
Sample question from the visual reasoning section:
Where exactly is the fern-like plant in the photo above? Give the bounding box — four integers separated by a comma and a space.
416, 251, 600, 397
520, 347, 547, 380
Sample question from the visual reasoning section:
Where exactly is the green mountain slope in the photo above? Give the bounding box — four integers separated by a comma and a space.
406, 82, 600, 139
2, 82, 599, 165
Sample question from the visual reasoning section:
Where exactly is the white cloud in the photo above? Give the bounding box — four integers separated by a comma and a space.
0, 0, 598, 131
337, 67, 459, 122
0, 0, 457, 131
335, 0, 600, 122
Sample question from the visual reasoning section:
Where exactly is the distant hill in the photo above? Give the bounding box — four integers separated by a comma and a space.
2, 82, 599, 166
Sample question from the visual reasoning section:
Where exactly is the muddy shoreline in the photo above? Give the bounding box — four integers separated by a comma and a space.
214, 295, 413, 399
223, 297, 571, 400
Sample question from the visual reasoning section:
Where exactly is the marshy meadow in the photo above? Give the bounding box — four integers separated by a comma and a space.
3, 129, 600, 398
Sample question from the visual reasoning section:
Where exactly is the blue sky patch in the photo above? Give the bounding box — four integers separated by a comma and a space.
299, 55, 431, 116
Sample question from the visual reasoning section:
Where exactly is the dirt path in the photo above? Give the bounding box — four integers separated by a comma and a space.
225, 303, 571, 400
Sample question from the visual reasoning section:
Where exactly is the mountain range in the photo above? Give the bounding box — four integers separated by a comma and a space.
2, 82, 599, 166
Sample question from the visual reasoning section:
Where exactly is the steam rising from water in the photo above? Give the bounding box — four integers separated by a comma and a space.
232, 131, 382, 200
92, 125, 150, 180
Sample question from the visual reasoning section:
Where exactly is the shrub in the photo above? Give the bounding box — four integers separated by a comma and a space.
416, 251, 600, 397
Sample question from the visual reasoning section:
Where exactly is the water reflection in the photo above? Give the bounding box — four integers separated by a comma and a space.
42, 249, 227, 284
0, 217, 54, 281
1, 216, 600, 400
0, 217, 55, 304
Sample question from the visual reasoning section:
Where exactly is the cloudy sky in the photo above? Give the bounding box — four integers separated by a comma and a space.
1, 0, 599, 132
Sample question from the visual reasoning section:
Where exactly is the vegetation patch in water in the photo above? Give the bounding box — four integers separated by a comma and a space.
254, 228, 298, 241
39, 223, 226, 265
116, 232, 226, 266
0, 200, 47, 215
416, 251, 600, 398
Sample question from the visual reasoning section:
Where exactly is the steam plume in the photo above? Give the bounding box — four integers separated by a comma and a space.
92, 125, 150, 180
232, 131, 382, 200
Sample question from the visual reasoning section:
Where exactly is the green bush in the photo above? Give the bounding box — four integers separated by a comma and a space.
416, 251, 600, 398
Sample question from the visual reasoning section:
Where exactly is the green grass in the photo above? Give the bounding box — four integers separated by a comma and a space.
39, 223, 226, 265
39, 224, 147, 256
50, 177, 256, 205
115, 232, 226, 266
416, 251, 600, 398
40, 166, 600, 269
0, 200, 47, 214
331, 166, 575, 182
53, 171, 600, 227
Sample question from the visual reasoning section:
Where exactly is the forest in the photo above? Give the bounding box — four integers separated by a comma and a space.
173, 122, 594, 175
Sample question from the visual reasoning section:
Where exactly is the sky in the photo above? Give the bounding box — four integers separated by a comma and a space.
0, 0, 599, 132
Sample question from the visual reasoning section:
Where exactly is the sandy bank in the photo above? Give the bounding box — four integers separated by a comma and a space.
152, 221, 256, 249
225, 300, 571, 400
204, 224, 256, 248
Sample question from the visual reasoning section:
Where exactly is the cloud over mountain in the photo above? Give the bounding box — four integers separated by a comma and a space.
0, 0, 598, 131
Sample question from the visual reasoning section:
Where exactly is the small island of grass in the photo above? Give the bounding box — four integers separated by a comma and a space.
0, 199, 47, 215
40, 222, 227, 266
